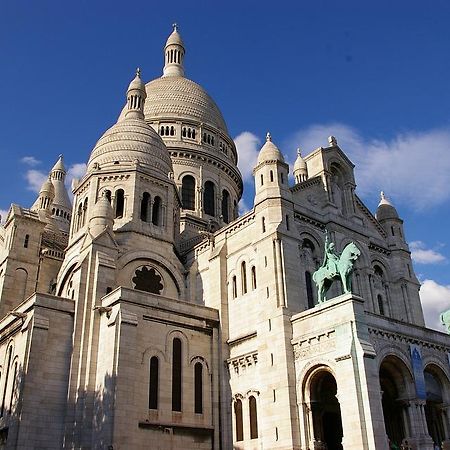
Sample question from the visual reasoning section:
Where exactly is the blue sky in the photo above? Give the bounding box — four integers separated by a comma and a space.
1, 1, 450, 328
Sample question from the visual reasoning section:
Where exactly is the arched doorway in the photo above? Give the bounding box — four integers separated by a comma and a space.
379, 356, 413, 447
424, 365, 447, 448
307, 368, 343, 450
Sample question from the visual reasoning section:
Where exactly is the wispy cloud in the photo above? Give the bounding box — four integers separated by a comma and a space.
286, 124, 450, 210
238, 198, 251, 215
25, 169, 47, 193
0, 209, 9, 224
234, 131, 261, 182
20, 156, 41, 167
66, 163, 87, 191
410, 241, 446, 265
420, 279, 450, 331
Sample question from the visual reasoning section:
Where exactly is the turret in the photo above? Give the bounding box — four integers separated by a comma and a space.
293, 148, 308, 184
125, 68, 146, 120
89, 191, 115, 238
253, 132, 290, 205
375, 191, 406, 245
163, 23, 185, 77
49, 155, 72, 233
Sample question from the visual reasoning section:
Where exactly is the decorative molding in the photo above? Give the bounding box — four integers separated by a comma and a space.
293, 330, 336, 361
227, 350, 258, 375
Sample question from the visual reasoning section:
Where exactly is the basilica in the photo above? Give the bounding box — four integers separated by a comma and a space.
0, 26, 449, 450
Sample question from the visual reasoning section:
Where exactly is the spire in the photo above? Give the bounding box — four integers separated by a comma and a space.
163, 23, 185, 77
125, 68, 147, 120
31, 176, 55, 212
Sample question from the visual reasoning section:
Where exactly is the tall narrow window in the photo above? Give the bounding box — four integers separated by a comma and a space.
260, 174, 264, 186
82, 198, 88, 226
270, 170, 274, 182
378, 294, 385, 316
222, 189, 230, 223
204, 181, 215, 216
152, 196, 161, 226
262, 217, 266, 233
141, 192, 150, 222
105, 190, 112, 203
241, 262, 247, 295
194, 362, 203, 414
1, 347, 12, 416
232, 276, 237, 299
182, 176, 195, 210
172, 338, 182, 411
305, 271, 314, 309
8, 362, 17, 412
249, 396, 258, 439
149, 356, 159, 409
251, 266, 257, 290
115, 189, 125, 218
235, 399, 243, 442
23, 234, 29, 248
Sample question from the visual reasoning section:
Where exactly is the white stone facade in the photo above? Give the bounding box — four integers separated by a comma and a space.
0, 25, 448, 450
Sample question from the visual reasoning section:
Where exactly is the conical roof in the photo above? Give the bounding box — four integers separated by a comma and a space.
257, 133, 285, 164
376, 191, 400, 221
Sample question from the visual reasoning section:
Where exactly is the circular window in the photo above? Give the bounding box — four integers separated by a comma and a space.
132, 266, 164, 294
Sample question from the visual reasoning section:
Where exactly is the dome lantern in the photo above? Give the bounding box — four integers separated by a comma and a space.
293, 148, 308, 183
163, 23, 185, 77
125, 68, 146, 120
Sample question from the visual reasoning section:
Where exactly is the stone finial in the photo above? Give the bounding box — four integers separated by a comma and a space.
328, 135, 337, 146
380, 191, 385, 201
136, 67, 141, 78
172, 23, 178, 32
266, 132, 272, 142
297, 147, 302, 157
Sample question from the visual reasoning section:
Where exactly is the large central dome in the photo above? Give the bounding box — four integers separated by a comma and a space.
143, 76, 228, 133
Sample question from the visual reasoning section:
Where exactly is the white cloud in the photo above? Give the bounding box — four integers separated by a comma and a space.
25, 169, 47, 193
0, 209, 9, 224
234, 131, 261, 182
66, 163, 87, 189
420, 279, 450, 332
286, 124, 450, 209
410, 241, 446, 264
238, 198, 251, 215
20, 156, 41, 167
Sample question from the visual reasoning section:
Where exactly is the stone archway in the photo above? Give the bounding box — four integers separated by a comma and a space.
424, 365, 448, 448
307, 368, 343, 450
379, 355, 413, 447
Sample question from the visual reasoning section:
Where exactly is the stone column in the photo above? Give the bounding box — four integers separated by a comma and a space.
441, 404, 450, 449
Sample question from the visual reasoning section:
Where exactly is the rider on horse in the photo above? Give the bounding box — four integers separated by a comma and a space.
320, 232, 339, 277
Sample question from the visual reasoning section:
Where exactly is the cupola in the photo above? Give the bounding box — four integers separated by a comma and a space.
257, 132, 285, 164
125, 68, 146, 120
376, 191, 399, 221
163, 23, 185, 77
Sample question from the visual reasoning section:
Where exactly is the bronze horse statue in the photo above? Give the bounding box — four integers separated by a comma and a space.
313, 242, 361, 303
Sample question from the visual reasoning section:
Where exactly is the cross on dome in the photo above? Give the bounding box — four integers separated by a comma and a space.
172, 23, 178, 32
266, 132, 272, 142
297, 147, 302, 157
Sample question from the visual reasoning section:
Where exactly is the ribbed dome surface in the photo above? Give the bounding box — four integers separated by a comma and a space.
87, 118, 173, 176
143, 76, 228, 132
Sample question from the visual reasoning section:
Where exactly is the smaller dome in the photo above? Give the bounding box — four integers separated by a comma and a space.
40, 177, 55, 196
127, 68, 145, 92
293, 148, 307, 172
165, 24, 184, 48
87, 119, 173, 176
257, 132, 285, 164
51, 155, 66, 172
92, 194, 114, 221
376, 191, 399, 221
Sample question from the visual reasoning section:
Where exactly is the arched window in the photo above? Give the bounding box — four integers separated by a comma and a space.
203, 181, 215, 216
152, 196, 161, 226
221, 189, 230, 223
187, 128, 192, 138
23, 234, 29, 248
9, 362, 17, 412
182, 127, 186, 137
270, 170, 274, 182
160, 126, 165, 136
192, 129, 196, 139
232, 276, 237, 299
194, 362, 203, 414
1, 347, 12, 416
241, 262, 247, 295
115, 189, 124, 218
82, 198, 88, 226
378, 294, 385, 316
305, 271, 314, 309
104, 190, 112, 203
234, 399, 243, 442
149, 356, 158, 409
262, 217, 266, 233
260, 174, 264, 186
140, 192, 150, 222
165, 126, 170, 136
182, 176, 196, 210
249, 396, 258, 439
77, 202, 83, 231
172, 338, 182, 411
251, 266, 257, 290
170, 126, 175, 136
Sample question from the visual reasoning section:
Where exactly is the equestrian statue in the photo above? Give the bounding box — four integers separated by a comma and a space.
312, 232, 361, 303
